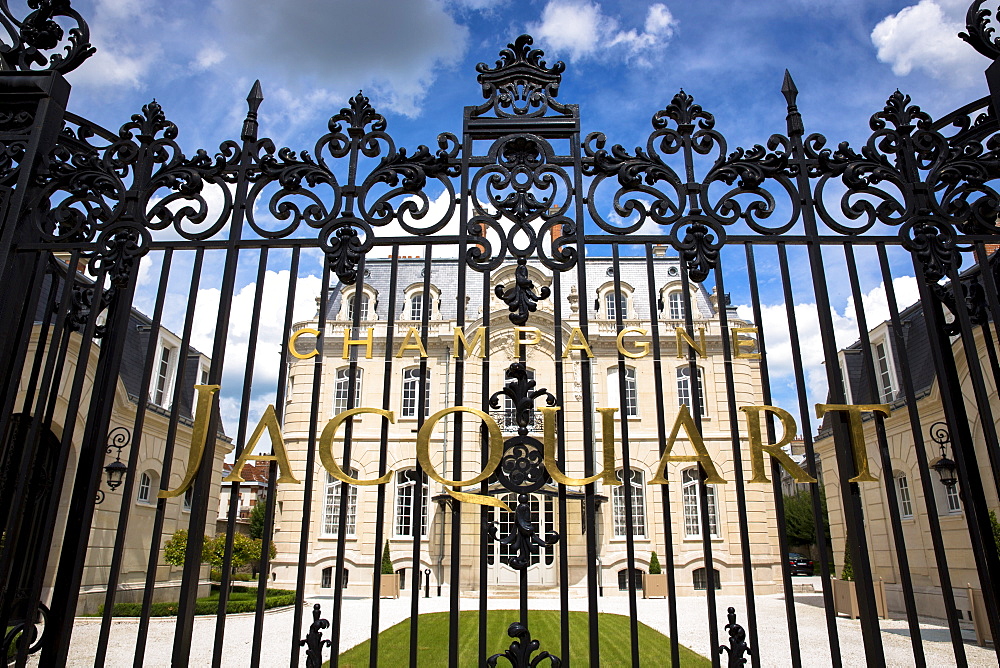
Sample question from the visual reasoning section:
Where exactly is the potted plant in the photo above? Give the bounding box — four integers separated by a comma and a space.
644, 551, 668, 598
379, 540, 400, 599
832, 544, 887, 619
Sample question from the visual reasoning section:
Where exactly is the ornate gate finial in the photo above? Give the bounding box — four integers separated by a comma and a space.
718, 607, 751, 667
299, 603, 332, 668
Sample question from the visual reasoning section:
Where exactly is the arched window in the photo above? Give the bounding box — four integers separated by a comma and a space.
409, 293, 425, 321
395, 469, 428, 537
617, 568, 645, 591
607, 366, 639, 417
334, 368, 363, 414
682, 468, 718, 538
401, 368, 431, 418
668, 292, 685, 320
894, 471, 913, 519
136, 471, 156, 504
323, 470, 358, 536
347, 293, 370, 322
613, 469, 646, 537
677, 366, 706, 416
693, 567, 721, 590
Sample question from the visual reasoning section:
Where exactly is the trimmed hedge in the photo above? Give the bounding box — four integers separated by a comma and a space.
209, 569, 254, 582
99, 587, 295, 617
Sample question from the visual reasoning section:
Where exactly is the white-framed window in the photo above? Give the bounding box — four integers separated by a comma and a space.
613, 468, 646, 537
489, 493, 555, 566
682, 467, 719, 538
607, 366, 639, 417
323, 470, 358, 536
946, 483, 961, 514
394, 469, 428, 537
873, 340, 894, 403
668, 292, 685, 320
605, 292, 619, 320
152, 344, 175, 406
136, 471, 153, 504
401, 367, 431, 418
677, 366, 706, 415
409, 293, 425, 321
895, 472, 913, 519
333, 367, 363, 414
183, 486, 194, 512
347, 293, 370, 321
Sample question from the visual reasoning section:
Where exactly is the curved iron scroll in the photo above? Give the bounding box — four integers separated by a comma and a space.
487, 622, 562, 667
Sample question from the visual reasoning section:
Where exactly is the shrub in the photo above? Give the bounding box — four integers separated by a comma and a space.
98, 587, 296, 617
649, 551, 661, 575
840, 544, 854, 582
381, 540, 393, 575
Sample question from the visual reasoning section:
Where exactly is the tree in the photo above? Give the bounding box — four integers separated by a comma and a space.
649, 551, 661, 575
163, 530, 210, 567
381, 540, 394, 575
163, 530, 273, 574
783, 488, 831, 548
991, 510, 1000, 556
249, 501, 266, 540
840, 544, 854, 581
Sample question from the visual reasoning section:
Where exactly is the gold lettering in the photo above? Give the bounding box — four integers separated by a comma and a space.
453, 327, 487, 358
650, 404, 726, 484
740, 405, 816, 484
223, 404, 300, 485
160, 384, 219, 498
731, 327, 761, 359
395, 327, 429, 358
416, 406, 509, 511
320, 407, 395, 485
288, 328, 320, 360
616, 327, 650, 359
815, 403, 888, 483
675, 327, 707, 358
562, 327, 594, 358
514, 327, 541, 356
341, 327, 374, 359
541, 406, 619, 486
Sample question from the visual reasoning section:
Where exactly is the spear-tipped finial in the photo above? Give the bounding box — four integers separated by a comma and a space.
781, 70, 803, 137
242, 79, 263, 142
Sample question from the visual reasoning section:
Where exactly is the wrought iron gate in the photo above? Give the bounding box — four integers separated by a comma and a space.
2, 1, 1000, 666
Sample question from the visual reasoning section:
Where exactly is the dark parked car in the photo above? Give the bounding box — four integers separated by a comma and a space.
788, 553, 814, 576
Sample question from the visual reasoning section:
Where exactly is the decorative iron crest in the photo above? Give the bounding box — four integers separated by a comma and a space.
487, 622, 561, 667
718, 607, 751, 667
487, 492, 560, 570
960, 0, 1000, 60
0, 0, 94, 74
474, 34, 569, 118
299, 603, 331, 668
495, 263, 551, 326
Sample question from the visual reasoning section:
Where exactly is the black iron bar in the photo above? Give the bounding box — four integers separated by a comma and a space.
289, 260, 332, 667
876, 244, 967, 666
842, 243, 925, 667
95, 249, 173, 667
407, 245, 433, 667
212, 247, 271, 667
642, 244, 681, 667
329, 252, 368, 666
132, 247, 206, 666
367, 244, 401, 668
251, 246, 302, 668
765, 243, 841, 667
552, 269, 572, 665
679, 259, 720, 668
478, 264, 491, 667
711, 254, 761, 668
610, 244, 642, 668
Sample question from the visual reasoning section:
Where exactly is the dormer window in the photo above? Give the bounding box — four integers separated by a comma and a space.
152, 344, 175, 406
668, 292, 685, 320
347, 293, 370, 322
873, 339, 894, 403
409, 293, 424, 321
605, 292, 619, 320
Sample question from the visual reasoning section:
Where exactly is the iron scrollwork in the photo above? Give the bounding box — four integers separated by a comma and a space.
299, 603, 332, 668
0, 0, 95, 74
718, 607, 751, 667
1, 601, 49, 661
487, 622, 561, 667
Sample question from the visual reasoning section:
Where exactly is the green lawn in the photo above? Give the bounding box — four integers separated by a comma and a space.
335, 610, 709, 667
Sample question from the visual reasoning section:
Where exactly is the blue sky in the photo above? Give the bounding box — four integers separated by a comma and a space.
53, 0, 994, 443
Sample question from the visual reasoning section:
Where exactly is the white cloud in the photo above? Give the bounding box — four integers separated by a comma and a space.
736, 276, 921, 414
529, 1, 677, 66
213, 0, 470, 117
871, 0, 984, 87
193, 46, 226, 71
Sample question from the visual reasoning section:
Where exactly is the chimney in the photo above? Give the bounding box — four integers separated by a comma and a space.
652, 245, 667, 258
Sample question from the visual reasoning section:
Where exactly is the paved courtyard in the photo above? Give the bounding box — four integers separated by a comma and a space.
45, 590, 995, 666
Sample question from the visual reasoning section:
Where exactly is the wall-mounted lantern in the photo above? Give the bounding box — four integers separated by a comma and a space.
96, 427, 132, 504
929, 421, 958, 491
